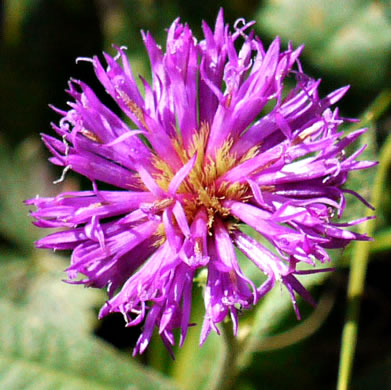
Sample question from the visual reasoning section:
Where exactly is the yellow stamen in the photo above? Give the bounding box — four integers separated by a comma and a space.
151, 198, 175, 212
153, 223, 166, 247
291, 125, 320, 146
116, 88, 148, 130
194, 237, 203, 257
81, 129, 103, 143
151, 122, 257, 237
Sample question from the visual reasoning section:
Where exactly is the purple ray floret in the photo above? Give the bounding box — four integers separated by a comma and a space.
26, 9, 375, 355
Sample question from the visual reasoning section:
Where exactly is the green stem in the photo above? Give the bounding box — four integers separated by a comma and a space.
336, 130, 391, 390
209, 321, 239, 390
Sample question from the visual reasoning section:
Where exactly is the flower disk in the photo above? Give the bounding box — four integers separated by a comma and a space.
27, 10, 375, 355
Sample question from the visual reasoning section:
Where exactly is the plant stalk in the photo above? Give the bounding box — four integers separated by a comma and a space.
337, 123, 391, 390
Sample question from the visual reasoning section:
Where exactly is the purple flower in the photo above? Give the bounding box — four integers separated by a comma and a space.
27, 10, 375, 355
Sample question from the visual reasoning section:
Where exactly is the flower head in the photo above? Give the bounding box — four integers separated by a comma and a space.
27, 10, 375, 355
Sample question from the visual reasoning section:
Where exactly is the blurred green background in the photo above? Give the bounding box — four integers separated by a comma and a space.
0, 1, 390, 389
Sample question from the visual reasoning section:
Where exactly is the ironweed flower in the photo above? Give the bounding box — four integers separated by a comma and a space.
27, 10, 375, 355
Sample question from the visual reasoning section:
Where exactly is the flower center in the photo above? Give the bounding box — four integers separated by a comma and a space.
153, 123, 256, 230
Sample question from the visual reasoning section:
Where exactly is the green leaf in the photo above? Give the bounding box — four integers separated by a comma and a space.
24, 253, 104, 335
0, 298, 179, 390
0, 138, 55, 250
0, 251, 103, 335
257, 0, 391, 89
0, 252, 33, 303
